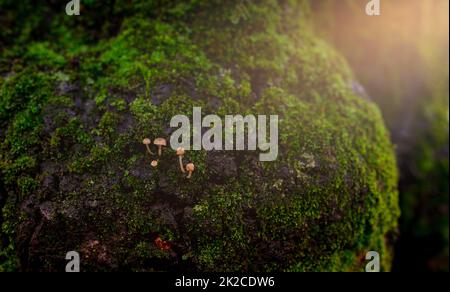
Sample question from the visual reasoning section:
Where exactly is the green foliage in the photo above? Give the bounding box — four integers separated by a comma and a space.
25, 43, 66, 69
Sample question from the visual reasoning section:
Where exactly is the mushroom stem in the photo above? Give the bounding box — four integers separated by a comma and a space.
158, 146, 162, 156
187, 171, 193, 179
153, 138, 167, 157
145, 144, 154, 155
176, 147, 186, 173
143, 138, 154, 155
179, 156, 186, 173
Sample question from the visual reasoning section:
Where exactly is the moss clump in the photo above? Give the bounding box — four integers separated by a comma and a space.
0, 0, 399, 272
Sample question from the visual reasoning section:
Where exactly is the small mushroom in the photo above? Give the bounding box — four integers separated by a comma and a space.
153, 138, 167, 156
151, 160, 158, 168
143, 138, 154, 155
176, 147, 186, 173
186, 163, 195, 179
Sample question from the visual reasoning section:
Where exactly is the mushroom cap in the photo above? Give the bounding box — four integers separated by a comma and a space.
186, 163, 195, 172
153, 138, 167, 146
151, 160, 158, 167
143, 138, 151, 145
176, 147, 185, 156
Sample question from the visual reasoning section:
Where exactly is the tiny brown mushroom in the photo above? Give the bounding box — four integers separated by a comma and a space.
151, 160, 158, 168
186, 163, 195, 179
153, 138, 167, 156
176, 147, 186, 173
143, 138, 154, 155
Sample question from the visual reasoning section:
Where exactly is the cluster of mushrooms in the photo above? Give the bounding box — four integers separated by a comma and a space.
142, 138, 195, 179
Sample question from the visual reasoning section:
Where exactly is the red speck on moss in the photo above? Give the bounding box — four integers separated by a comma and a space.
154, 236, 171, 251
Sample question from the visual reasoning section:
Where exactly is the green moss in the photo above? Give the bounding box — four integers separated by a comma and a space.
0, 0, 399, 272
25, 43, 66, 69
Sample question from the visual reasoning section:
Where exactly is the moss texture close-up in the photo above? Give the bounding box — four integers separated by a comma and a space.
0, 0, 400, 272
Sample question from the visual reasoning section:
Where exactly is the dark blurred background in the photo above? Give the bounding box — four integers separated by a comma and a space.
312, 0, 449, 272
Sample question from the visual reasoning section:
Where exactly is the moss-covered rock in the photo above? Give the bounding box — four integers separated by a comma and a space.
312, 0, 449, 271
0, 0, 399, 272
